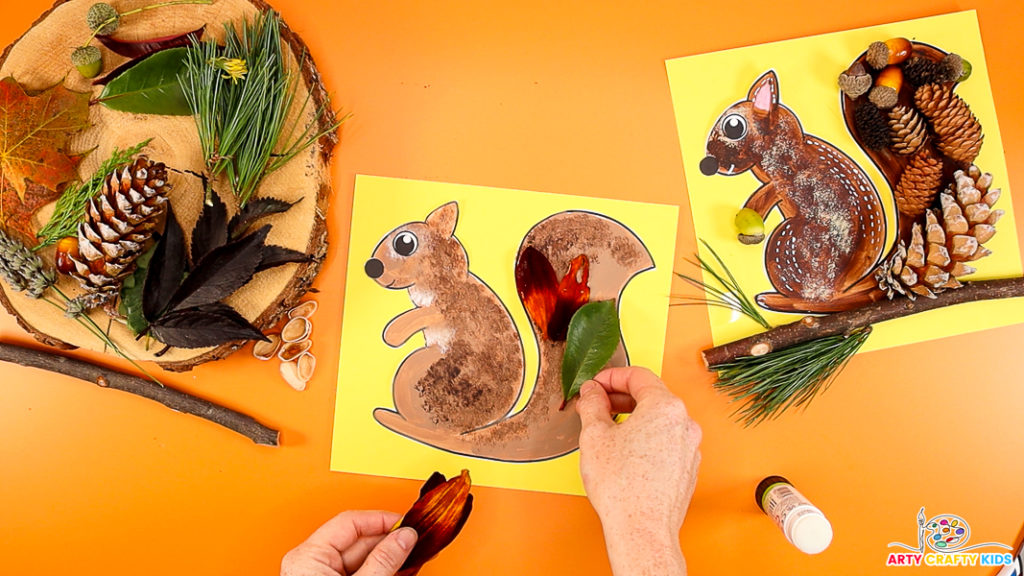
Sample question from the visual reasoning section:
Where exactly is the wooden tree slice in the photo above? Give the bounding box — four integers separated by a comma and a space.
0, 0, 336, 371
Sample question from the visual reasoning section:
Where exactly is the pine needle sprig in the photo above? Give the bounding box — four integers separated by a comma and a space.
180, 10, 345, 207
674, 240, 772, 330
711, 326, 871, 426
34, 139, 152, 250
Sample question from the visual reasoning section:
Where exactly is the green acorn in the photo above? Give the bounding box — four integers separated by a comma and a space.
735, 208, 766, 245
87, 2, 120, 36
958, 59, 973, 82
71, 46, 103, 79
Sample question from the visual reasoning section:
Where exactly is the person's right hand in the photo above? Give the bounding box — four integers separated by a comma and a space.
575, 366, 702, 576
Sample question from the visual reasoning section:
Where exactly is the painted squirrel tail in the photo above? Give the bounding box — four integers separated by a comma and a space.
841, 42, 1001, 305
375, 211, 654, 462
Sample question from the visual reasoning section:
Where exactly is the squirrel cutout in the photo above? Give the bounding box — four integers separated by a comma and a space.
364, 202, 653, 462
700, 70, 889, 313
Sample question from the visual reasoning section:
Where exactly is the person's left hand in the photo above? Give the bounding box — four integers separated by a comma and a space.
281, 510, 418, 576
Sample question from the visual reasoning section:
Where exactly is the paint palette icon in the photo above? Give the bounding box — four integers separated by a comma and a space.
927, 515, 970, 551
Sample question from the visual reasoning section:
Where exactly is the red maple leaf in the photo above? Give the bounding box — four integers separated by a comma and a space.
515, 245, 590, 341
0, 76, 90, 245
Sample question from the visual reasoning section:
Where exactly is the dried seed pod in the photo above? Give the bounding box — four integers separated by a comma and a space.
869, 66, 903, 109
280, 360, 308, 391
838, 62, 872, 99
253, 333, 281, 360
288, 300, 318, 319
866, 37, 912, 69
296, 353, 316, 382
887, 105, 929, 156
281, 316, 311, 342
278, 339, 312, 362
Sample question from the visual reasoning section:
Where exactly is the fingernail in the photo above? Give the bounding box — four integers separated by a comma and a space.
580, 380, 597, 396
396, 527, 417, 551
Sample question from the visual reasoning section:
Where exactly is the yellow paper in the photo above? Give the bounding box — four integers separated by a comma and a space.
666, 11, 1022, 351
332, 176, 678, 495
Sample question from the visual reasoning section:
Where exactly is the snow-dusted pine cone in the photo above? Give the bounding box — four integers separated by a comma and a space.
876, 165, 1001, 299
61, 156, 171, 303
914, 83, 984, 164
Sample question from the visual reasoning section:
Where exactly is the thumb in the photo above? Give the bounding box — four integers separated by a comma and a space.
575, 380, 615, 430
354, 527, 417, 576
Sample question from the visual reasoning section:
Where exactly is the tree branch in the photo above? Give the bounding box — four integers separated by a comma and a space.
0, 341, 279, 446
702, 277, 1024, 368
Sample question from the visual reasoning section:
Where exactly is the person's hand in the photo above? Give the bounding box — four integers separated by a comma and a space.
281, 510, 418, 576
575, 366, 702, 576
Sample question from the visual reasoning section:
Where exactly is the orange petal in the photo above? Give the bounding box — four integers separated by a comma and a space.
548, 254, 591, 341
398, 470, 473, 574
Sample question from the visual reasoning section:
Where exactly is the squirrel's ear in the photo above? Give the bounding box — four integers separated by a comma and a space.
426, 202, 459, 237
748, 71, 779, 117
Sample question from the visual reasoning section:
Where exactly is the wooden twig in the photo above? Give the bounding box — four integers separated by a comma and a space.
702, 277, 1024, 368
0, 341, 279, 446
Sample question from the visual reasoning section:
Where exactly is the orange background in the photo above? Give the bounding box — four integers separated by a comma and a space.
1, 1, 1022, 575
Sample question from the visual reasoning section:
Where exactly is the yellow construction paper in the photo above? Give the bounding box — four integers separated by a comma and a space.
332, 176, 678, 495
666, 10, 1022, 351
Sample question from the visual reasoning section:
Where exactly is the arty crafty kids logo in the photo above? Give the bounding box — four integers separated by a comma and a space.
887, 507, 1013, 568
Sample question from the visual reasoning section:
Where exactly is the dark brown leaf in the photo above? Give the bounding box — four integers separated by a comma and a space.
149, 302, 268, 348
96, 26, 204, 59
143, 204, 187, 321
398, 470, 473, 576
190, 190, 228, 267
228, 196, 299, 240
515, 246, 591, 341
165, 226, 269, 313
255, 245, 310, 273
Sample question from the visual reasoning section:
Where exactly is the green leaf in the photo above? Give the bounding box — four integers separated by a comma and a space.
98, 47, 191, 115
119, 242, 157, 335
561, 300, 621, 403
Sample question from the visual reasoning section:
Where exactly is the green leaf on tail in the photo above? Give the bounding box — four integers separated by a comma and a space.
561, 300, 620, 404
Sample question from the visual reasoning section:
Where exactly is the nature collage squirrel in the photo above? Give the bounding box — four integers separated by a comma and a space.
363, 202, 653, 462
699, 67, 1000, 313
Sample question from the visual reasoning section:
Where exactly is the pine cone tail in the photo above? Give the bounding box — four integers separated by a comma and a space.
877, 166, 999, 300
65, 156, 171, 301
894, 145, 943, 221
914, 83, 984, 165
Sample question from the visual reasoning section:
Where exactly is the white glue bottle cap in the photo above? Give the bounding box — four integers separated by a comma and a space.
756, 475, 833, 555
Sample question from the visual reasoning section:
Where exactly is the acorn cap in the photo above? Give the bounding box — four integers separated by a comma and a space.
87, 2, 120, 35
70, 45, 101, 66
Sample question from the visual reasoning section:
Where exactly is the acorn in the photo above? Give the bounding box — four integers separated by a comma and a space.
866, 37, 912, 69
86, 2, 120, 36
55, 237, 81, 275
71, 46, 102, 78
869, 65, 903, 110
956, 58, 973, 82
735, 208, 765, 245
838, 61, 872, 99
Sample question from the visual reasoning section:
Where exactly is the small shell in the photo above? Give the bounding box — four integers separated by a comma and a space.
288, 300, 318, 319
253, 334, 281, 360
278, 340, 312, 362
297, 353, 316, 381
281, 317, 311, 342
280, 360, 308, 391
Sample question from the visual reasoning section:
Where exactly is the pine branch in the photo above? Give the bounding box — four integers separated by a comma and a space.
0, 341, 279, 446
702, 277, 1024, 367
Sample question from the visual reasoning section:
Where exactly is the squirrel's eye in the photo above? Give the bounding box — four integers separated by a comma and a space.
722, 114, 747, 140
392, 231, 418, 256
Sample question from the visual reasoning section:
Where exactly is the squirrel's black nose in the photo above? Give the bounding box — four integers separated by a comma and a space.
365, 258, 385, 279
699, 156, 719, 176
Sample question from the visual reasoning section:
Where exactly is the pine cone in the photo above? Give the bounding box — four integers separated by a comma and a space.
902, 56, 953, 86
877, 166, 1001, 300
914, 83, 984, 164
887, 105, 929, 156
854, 101, 890, 150
64, 156, 170, 301
894, 146, 942, 219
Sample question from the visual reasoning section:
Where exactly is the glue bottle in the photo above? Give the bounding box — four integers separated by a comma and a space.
755, 476, 833, 554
